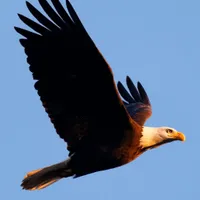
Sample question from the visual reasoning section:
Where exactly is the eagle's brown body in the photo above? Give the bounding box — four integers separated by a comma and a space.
67, 120, 143, 178
15, 0, 185, 191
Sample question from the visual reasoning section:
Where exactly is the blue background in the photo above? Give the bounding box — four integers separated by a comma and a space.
1, 0, 199, 199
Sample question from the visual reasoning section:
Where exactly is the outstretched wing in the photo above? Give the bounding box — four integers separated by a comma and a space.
117, 76, 152, 126
15, 0, 138, 155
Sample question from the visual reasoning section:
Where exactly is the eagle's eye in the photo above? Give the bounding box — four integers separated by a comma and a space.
166, 129, 173, 133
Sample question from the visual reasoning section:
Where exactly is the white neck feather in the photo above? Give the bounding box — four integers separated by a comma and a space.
140, 126, 161, 148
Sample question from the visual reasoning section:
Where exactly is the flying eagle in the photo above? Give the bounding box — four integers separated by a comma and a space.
15, 0, 185, 191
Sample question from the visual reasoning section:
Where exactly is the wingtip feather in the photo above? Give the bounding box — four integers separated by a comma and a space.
117, 81, 135, 103
137, 82, 151, 105
126, 76, 131, 82
26, 1, 36, 12
26, 1, 31, 7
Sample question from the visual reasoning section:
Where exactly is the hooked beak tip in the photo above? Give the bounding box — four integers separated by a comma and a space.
177, 132, 186, 142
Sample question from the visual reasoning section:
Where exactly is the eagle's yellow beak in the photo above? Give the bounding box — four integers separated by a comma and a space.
173, 132, 186, 142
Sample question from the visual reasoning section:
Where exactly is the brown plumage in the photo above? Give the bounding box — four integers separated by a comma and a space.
15, 0, 185, 191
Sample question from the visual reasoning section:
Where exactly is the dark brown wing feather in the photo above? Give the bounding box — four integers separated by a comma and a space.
15, 0, 139, 154
117, 76, 152, 126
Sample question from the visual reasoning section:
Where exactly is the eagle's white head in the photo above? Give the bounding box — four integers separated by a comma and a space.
140, 126, 185, 151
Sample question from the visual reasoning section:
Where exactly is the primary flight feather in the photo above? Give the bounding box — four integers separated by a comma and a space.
15, 0, 185, 191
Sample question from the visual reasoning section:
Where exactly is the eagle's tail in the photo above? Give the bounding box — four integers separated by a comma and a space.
21, 159, 74, 190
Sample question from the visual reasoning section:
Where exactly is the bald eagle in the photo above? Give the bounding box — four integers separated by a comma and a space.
15, 0, 185, 191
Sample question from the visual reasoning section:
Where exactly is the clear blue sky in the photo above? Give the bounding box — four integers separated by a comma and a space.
1, 0, 199, 199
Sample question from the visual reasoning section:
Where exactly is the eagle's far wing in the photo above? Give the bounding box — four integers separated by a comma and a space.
15, 0, 138, 155
117, 76, 152, 126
